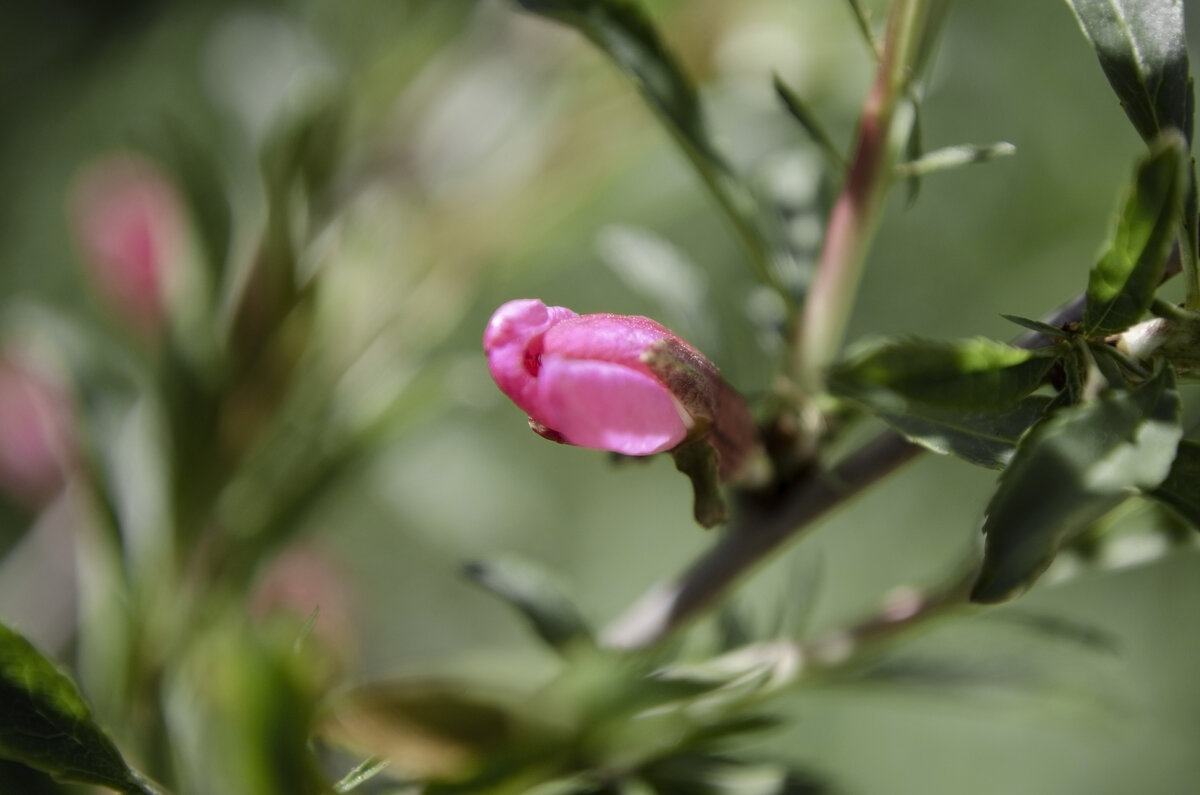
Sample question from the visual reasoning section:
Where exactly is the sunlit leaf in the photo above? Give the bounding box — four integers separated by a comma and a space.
1064, 0, 1191, 144
971, 366, 1182, 603
0, 623, 159, 795
463, 557, 593, 651
829, 336, 1058, 413
1066, 0, 1198, 301
1148, 438, 1200, 529
894, 141, 1015, 180
876, 395, 1053, 469
1083, 132, 1187, 336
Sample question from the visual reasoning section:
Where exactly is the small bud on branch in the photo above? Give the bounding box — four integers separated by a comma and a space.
484, 299, 768, 524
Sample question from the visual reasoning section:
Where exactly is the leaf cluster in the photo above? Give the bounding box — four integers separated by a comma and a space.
830, 125, 1196, 601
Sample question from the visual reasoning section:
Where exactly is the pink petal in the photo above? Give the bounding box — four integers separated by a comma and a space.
483, 299, 576, 427
542, 313, 677, 376
537, 355, 689, 455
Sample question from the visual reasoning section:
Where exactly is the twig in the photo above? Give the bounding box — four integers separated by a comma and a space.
601, 252, 1181, 650
603, 431, 921, 649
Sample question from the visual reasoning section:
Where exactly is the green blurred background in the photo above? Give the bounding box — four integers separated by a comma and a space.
2, 0, 1200, 793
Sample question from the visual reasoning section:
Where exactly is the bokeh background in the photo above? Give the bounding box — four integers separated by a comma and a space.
2, 1, 1200, 793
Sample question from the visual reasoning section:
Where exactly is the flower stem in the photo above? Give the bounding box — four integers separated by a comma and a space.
792, 0, 932, 395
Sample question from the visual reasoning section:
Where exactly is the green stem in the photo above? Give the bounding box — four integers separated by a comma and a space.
792, 0, 932, 395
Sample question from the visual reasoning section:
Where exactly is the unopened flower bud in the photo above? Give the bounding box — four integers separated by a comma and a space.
0, 350, 74, 507
70, 154, 190, 337
484, 299, 765, 488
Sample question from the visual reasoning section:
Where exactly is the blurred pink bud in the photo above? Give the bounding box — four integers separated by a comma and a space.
0, 352, 74, 506
70, 154, 189, 336
251, 542, 357, 667
484, 299, 728, 456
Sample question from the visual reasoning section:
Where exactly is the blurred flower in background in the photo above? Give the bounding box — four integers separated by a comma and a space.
69, 153, 193, 338
251, 540, 359, 673
0, 344, 74, 508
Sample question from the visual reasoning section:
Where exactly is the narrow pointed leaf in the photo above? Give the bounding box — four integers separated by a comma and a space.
844, 0, 880, 56
773, 75, 846, 170
903, 102, 924, 205
829, 336, 1057, 413
511, 0, 786, 293
877, 395, 1054, 469
0, 623, 159, 795
972, 366, 1182, 603
1064, 0, 1191, 145
463, 557, 593, 651
1083, 133, 1187, 336
1148, 438, 1200, 529
894, 141, 1015, 180
1001, 314, 1072, 340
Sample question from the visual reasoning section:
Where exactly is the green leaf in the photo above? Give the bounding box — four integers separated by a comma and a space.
1149, 438, 1200, 529
0, 622, 159, 795
971, 366, 1182, 603
1064, 0, 1191, 144
463, 557, 594, 651
1000, 314, 1072, 340
829, 336, 1058, 413
893, 141, 1016, 180
1083, 132, 1187, 336
772, 75, 846, 171
902, 101, 924, 205
844, 0, 880, 56
877, 395, 1054, 469
511, 0, 789, 295
320, 680, 550, 783
515, 0, 703, 144
670, 439, 728, 528
0, 759, 65, 795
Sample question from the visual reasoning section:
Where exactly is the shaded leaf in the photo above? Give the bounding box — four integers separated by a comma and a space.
1000, 314, 1072, 340
644, 755, 830, 795
0, 622, 158, 794
1084, 132, 1187, 336
876, 395, 1054, 469
829, 336, 1057, 413
137, 123, 233, 288
511, 0, 787, 294
1064, 0, 1191, 144
902, 101, 923, 205
321, 680, 546, 784
986, 611, 1119, 654
515, 0, 702, 144
670, 439, 728, 528
773, 75, 845, 170
972, 366, 1182, 603
844, 0, 880, 56
463, 557, 594, 651
1148, 438, 1200, 529
0, 759, 65, 795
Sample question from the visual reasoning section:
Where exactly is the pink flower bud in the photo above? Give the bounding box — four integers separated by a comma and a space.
0, 351, 74, 507
484, 299, 734, 458
70, 154, 189, 336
